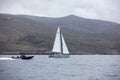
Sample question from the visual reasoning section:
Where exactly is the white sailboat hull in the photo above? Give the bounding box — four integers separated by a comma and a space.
49, 53, 70, 58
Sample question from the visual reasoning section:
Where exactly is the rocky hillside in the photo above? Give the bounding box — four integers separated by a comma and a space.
0, 13, 120, 54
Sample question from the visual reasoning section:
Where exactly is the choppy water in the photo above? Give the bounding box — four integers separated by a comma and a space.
0, 55, 120, 80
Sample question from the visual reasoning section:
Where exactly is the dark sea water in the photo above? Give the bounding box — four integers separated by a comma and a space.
0, 55, 120, 80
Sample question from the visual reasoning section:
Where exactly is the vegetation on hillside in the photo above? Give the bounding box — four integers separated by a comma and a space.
0, 14, 120, 54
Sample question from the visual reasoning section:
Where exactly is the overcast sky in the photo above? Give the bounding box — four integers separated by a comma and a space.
0, 0, 120, 23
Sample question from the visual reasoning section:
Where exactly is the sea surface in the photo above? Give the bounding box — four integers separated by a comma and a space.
0, 55, 120, 80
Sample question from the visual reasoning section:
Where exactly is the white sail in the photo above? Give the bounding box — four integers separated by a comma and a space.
52, 27, 69, 54
52, 27, 61, 53
61, 34, 69, 54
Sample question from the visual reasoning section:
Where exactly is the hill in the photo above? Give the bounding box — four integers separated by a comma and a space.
0, 13, 120, 54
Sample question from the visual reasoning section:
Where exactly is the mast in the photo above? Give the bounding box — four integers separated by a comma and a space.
60, 27, 63, 54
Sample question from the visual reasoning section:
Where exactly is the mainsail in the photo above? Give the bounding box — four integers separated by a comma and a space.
52, 27, 69, 54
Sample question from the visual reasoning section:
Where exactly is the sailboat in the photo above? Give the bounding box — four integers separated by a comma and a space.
49, 27, 70, 58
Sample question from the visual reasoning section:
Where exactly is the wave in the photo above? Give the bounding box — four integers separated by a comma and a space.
0, 57, 15, 60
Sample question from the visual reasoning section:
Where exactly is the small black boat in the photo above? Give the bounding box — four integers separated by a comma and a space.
12, 55, 34, 60
21, 56, 34, 60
